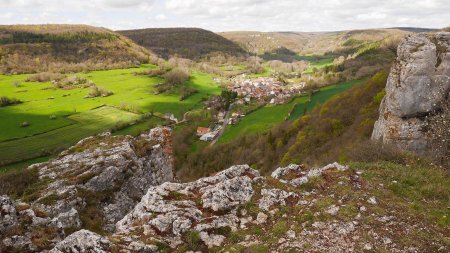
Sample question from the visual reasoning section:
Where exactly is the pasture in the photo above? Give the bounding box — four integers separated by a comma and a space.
0, 65, 220, 166
218, 79, 365, 144
298, 54, 335, 74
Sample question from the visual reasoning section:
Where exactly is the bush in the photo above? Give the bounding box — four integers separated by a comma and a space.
12, 80, 22, 87
163, 68, 190, 86
0, 96, 22, 107
26, 72, 64, 82
183, 231, 203, 250
179, 86, 197, 101
87, 85, 113, 98
54, 75, 94, 89
134, 67, 168, 77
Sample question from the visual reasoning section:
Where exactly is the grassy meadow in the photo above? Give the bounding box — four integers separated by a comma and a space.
218, 79, 365, 144
298, 54, 335, 74
0, 64, 220, 165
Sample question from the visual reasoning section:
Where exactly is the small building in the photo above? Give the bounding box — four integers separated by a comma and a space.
164, 113, 178, 123
196, 127, 211, 137
200, 131, 218, 142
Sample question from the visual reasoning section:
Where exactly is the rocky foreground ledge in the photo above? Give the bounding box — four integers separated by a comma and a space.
1, 127, 448, 252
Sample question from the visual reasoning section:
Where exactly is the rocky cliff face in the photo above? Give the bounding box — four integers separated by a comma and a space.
372, 32, 450, 153
0, 127, 174, 252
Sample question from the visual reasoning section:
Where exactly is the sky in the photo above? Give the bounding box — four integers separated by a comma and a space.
0, 0, 449, 32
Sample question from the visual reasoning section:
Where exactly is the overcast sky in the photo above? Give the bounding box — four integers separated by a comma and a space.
0, 0, 449, 32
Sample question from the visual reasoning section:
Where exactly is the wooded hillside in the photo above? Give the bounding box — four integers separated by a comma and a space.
0, 24, 153, 74
118, 28, 247, 60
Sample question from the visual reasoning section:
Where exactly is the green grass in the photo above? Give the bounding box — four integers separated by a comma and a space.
218, 98, 301, 144
0, 106, 141, 165
0, 65, 221, 166
112, 116, 166, 137
218, 79, 365, 144
289, 79, 366, 119
298, 54, 335, 74
0, 156, 52, 174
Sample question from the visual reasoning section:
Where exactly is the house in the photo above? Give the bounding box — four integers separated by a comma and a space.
197, 127, 211, 137
200, 131, 218, 141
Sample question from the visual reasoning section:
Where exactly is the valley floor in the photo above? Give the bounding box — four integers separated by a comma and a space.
0, 65, 220, 166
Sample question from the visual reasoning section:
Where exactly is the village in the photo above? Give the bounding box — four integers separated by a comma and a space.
196, 76, 306, 142
229, 76, 305, 105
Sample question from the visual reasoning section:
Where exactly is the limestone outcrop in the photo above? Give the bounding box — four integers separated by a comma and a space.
0, 127, 174, 252
2, 159, 448, 252
372, 32, 450, 153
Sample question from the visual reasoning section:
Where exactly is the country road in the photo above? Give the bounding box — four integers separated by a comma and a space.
210, 103, 234, 145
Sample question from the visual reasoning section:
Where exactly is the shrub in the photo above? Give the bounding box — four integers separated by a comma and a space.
272, 220, 288, 237
54, 75, 94, 89
134, 67, 168, 77
0, 96, 22, 107
87, 85, 113, 98
183, 231, 202, 250
12, 80, 22, 87
179, 86, 198, 101
26, 72, 64, 82
118, 102, 141, 113
163, 68, 190, 86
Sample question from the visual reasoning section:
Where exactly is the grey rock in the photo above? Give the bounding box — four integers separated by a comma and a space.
0, 195, 18, 233
1, 127, 174, 252
259, 188, 297, 211
201, 175, 254, 212
199, 232, 225, 248
271, 162, 347, 187
115, 165, 259, 248
49, 229, 112, 253
255, 212, 268, 225
373, 32, 450, 153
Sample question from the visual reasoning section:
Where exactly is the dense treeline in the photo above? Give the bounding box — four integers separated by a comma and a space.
174, 71, 394, 181
0, 31, 116, 45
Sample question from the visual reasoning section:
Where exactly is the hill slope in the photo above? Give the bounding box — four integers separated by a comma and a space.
0, 24, 152, 74
118, 27, 247, 59
220, 28, 410, 55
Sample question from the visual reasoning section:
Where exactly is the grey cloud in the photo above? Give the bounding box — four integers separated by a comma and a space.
0, 0, 449, 31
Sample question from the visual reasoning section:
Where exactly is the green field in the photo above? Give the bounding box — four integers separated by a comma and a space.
0, 65, 220, 165
289, 79, 366, 119
298, 54, 335, 74
218, 79, 365, 144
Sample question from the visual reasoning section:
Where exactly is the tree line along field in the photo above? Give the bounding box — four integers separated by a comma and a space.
218, 79, 366, 144
0, 64, 220, 166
